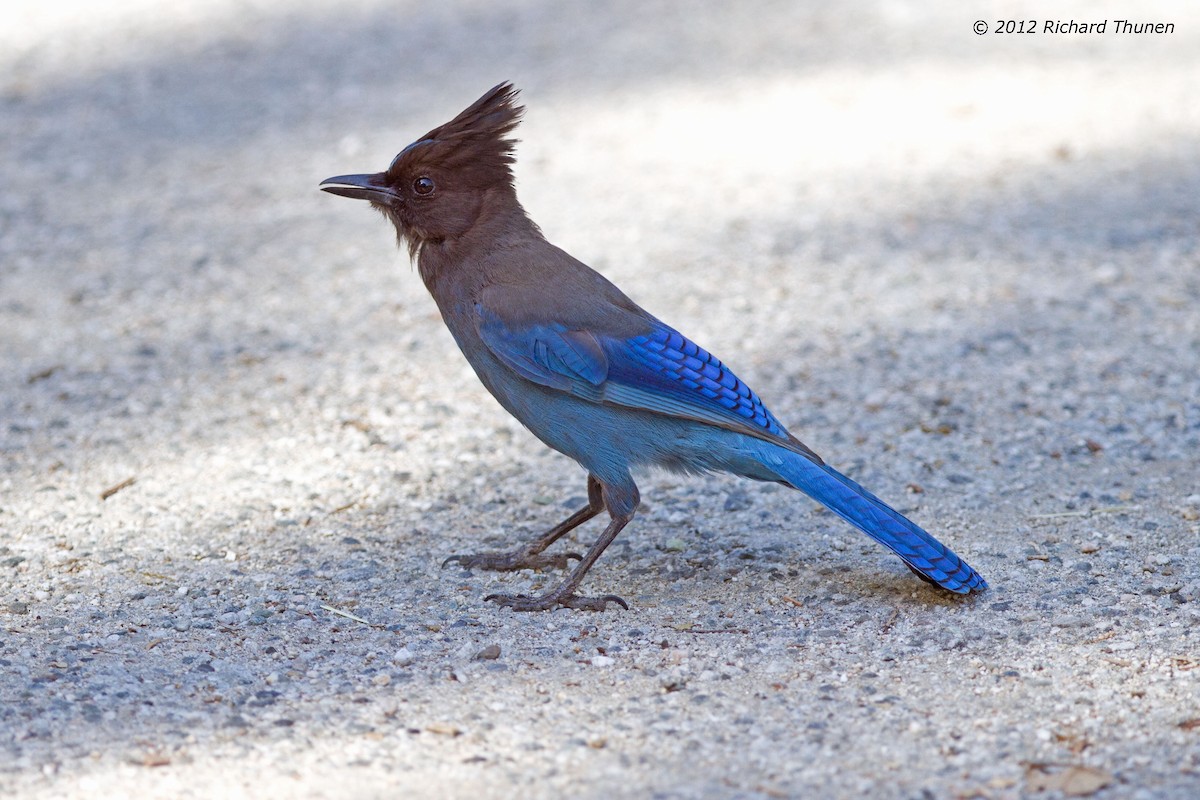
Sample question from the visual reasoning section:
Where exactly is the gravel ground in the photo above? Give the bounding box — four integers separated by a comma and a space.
3, 1, 1199, 798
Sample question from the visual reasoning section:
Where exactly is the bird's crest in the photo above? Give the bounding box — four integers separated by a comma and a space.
390, 82, 525, 189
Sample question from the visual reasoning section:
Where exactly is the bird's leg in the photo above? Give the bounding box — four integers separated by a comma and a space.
442, 475, 604, 572
485, 480, 637, 612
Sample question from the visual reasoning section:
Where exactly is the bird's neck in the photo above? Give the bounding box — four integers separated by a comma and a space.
416, 189, 541, 294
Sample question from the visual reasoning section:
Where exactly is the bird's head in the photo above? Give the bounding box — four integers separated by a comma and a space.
321, 82, 525, 258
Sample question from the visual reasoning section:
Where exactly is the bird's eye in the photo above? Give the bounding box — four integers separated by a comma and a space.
412, 176, 435, 196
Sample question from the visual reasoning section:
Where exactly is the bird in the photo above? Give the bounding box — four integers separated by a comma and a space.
320, 82, 986, 611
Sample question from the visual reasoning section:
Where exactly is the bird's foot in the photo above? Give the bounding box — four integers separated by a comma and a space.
442, 548, 582, 572
484, 591, 629, 612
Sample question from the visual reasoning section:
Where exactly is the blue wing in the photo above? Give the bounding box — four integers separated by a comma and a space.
475, 305, 792, 446
472, 313, 608, 391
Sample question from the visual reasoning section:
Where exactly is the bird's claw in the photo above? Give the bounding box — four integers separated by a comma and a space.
484, 592, 629, 612
441, 550, 582, 572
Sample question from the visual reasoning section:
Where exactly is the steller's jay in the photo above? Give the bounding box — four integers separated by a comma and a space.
321, 83, 986, 611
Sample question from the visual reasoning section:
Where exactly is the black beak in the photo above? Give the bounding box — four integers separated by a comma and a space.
319, 173, 397, 203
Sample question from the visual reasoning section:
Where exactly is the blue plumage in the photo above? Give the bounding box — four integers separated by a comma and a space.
472, 302, 986, 601
763, 449, 986, 594
617, 328, 787, 438
477, 308, 792, 446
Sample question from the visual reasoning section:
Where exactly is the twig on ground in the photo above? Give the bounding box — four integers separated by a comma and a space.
100, 476, 137, 501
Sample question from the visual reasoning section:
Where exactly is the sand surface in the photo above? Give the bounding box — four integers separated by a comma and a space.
2, 1, 1199, 797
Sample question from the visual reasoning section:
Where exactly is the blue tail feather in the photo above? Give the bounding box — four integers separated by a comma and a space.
765, 447, 987, 594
